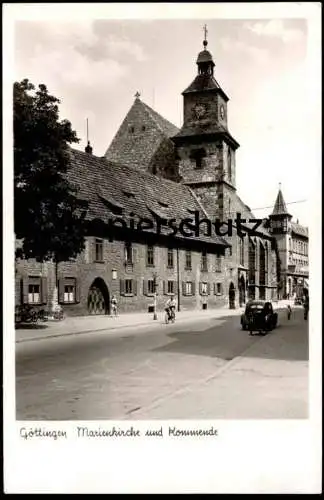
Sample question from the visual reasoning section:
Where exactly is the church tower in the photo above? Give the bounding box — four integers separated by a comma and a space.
268, 186, 292, 294
172, 27, 239, 218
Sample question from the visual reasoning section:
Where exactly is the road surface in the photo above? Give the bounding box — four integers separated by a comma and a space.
16, 308, 308, 420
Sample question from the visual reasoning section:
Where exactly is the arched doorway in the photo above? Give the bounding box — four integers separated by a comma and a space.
238, 274, 246, 307
87, 278, 110, 315
229, 282, 235, 309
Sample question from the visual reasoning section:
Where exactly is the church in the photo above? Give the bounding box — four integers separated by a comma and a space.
15, 32, 284, 316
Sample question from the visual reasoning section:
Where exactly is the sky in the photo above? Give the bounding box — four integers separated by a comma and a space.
11, 5, 321, 226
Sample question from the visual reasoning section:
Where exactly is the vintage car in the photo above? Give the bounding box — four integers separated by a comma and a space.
241, 300, 278, 335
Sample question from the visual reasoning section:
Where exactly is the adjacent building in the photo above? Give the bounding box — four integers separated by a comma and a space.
269, 187, 309, 300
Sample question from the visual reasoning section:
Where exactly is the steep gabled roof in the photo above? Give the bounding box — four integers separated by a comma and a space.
67, 148, 228, 248
140, 100, 179, 138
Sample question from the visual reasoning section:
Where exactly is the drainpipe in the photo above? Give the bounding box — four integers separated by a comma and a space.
177, 247, 181, 312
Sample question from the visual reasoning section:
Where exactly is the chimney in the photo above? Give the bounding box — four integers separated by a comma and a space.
85, 141, 93, 155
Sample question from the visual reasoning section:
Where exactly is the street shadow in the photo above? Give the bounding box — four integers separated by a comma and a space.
152, 308, 309, 362
15, 323, 49, 330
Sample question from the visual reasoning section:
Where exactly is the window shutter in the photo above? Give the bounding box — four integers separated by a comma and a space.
163, 280, 166, 295
75, 279, 80, 303
133, 280, 137, 296
41, 277, 48, 304
199, 282, 202, 295
192, 282, 196, 296
22, 277, 29, 304
207, 282, 211, 295
58, 279, 65, 304
182, 281, 186, 296
213, 283, 216, 295
143, 280, 147, 296
120, 279, 125, 296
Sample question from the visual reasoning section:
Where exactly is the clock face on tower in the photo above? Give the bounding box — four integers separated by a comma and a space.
220, 104, 225, 120
193, 104, 207, 120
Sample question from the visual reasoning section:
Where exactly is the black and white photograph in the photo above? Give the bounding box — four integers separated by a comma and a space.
3, 2, 321, 494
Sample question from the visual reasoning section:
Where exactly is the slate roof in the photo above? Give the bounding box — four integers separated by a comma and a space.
67, 148, 228, 248
271, 189, 291, 217
183, 74, 229, 101
291, 222, 308, 238
140, 100, 179, 138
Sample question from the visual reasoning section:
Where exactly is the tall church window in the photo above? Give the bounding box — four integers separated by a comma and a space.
227, 148, 232, 181
248, 238, 256, 284
259, 242, 266, 286
239, 237, 244, 266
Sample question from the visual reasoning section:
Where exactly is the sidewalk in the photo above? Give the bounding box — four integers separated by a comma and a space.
15, 300, 290, 343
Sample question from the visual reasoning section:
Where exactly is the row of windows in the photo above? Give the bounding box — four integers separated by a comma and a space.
20, 277, 78, 305
120, 279, 223, 296
290, 239, 308, 255
20, 277, 224, 305
290, 258, 308, 267
95, 240, 223, 272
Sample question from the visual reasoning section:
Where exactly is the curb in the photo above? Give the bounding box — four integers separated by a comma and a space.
15, 308, 242, 344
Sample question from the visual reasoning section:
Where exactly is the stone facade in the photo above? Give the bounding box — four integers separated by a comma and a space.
16, 236, 231, 316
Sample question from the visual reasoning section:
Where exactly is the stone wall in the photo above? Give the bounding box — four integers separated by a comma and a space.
15, 236, 231, 316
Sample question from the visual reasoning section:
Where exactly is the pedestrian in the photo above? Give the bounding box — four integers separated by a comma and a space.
287, 304, 292, 320
111, 295, 118, 317
303, 294, 309, 320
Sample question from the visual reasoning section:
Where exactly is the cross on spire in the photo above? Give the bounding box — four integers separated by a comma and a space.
134, 91, 141, 99
203, 24, 208, 41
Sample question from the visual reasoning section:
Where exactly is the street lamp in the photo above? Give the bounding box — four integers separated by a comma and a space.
153, 273, 158, 320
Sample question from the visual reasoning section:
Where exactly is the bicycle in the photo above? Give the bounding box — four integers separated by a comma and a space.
164, 307, 175, 324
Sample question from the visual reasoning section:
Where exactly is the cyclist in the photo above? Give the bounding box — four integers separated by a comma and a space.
165, 294, 177, 322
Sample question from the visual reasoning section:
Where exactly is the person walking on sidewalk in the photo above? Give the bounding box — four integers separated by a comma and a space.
287, 304, 292, 320
303, 293, 309, 320
111, 295, 118, 317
